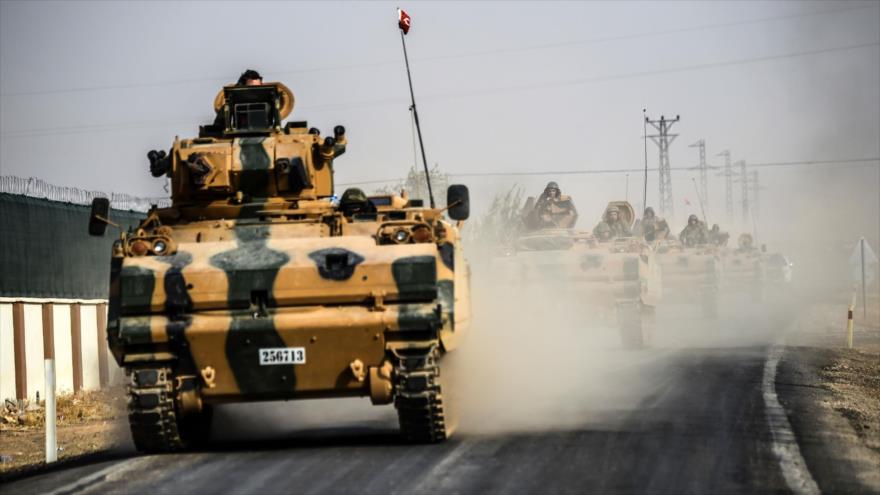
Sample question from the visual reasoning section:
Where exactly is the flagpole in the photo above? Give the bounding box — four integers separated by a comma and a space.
399, 24, 436, 208
642, 109, 648, 215
692, 177, 707, 224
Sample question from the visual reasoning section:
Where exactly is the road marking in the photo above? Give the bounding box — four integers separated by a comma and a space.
763, 344, 821, 495
45, 456, 151, 495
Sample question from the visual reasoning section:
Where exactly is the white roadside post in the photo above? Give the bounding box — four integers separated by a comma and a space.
45, 358, 57, 463
847, 292, 856, 349
848, 238, 878, 348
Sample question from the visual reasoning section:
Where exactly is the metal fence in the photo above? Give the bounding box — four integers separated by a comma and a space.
0, 175, 170, 212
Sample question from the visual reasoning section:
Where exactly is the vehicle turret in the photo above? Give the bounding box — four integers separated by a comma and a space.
148, 83, 347, 208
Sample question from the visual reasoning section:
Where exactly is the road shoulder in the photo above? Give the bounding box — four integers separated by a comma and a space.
777, 346, 880, 493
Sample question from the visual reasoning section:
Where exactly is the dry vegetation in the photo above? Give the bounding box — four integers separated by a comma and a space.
789, 291, 880, 456
0, 388, 127, 475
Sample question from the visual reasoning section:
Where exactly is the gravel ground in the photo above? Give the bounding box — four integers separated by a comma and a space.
786, 291, 880, 462
0, 389, 129, 477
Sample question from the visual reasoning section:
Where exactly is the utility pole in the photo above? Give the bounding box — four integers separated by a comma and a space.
716, 150, 733, 223
735, 160, 748, 224
689, 139, 709, 216
749, 170, 761, 221
645, 114, 680, 218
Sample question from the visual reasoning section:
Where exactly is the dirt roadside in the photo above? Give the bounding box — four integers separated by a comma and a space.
0, 389, 131, 478
779, 292, 880, 492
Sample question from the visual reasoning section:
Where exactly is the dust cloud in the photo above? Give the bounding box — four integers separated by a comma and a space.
449, 268, 659, 435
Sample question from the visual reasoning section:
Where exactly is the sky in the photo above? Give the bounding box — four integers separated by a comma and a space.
1, 0, 878, 245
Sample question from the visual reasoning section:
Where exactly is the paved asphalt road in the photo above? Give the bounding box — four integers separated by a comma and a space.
3, 303, 863, 494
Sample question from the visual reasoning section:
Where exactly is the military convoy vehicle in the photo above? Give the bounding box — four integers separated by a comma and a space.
764, 252, 793, 286
493, 200, 661, 348
89, 81, 471, 451
718, 233, 766, 301
653, 239, 722, 318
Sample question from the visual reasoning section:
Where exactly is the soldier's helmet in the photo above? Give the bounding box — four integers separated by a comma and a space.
339, 188, 372, 215
544, 181, 560, 196
237, 69, 262, 86
688, 214, 698, 224
606, 205, 620, 220
711, 223, 720, 231
644, 207, 655, 218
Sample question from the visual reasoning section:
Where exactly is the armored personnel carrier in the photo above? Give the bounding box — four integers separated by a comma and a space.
493, 199, 661, 348
89, 81, 471, 451
652, 239, 722, 318
719, 233, 766, 302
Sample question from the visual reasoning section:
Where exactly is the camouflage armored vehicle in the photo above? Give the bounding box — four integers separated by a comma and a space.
493, 199, 661, 348
764, 252, 793, 286
652, 238, 722, 318
719, 233, 766, 302
89, 81, 471, 451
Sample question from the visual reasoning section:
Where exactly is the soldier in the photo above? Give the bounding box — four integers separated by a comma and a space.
236, 69, 263, 86
212, 69, 263, 127
338, 188, 376, 217
679, 214, 708, 247
736, 233, 756, 252
533, 181, 578, 228
708, 224, 730, 246
593, 205, 632, 241
634, 206, 670, 242
149, 69, 266, 177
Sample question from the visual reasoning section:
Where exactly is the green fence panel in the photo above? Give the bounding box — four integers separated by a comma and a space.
0, 193, 146, 299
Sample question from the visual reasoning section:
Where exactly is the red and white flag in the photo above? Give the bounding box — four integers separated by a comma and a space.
398, 8, 411, 34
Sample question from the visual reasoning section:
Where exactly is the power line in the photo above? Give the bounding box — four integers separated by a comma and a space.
336, 157, 880, 186
419, 41, 880, 102
4, 40, 878, 139
715, 150, 734, 222
689, 139, 709, 214
646, 114, 681, 217
2, 4, 872, 98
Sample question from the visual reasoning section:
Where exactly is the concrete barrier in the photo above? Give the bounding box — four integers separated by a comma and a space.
0, 297, 122, 401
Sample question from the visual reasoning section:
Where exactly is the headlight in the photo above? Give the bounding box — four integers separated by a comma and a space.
152, 240, 167, 254
393, 229, 410, 243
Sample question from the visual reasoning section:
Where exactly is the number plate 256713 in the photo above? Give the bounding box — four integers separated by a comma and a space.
259, 347, 306, 365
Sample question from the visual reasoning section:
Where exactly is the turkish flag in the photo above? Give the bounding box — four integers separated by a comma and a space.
398, 9, 411, 34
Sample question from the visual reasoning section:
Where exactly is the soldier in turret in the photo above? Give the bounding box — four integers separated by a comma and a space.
533, 181, 578, 228
339, 188, 377, 218
708, 224, 730, 246
735, 233, 757, 253
634, 206, 670, 242
679, 214, 709, 247
593, 205, 632, 241
149, 69, 267, 178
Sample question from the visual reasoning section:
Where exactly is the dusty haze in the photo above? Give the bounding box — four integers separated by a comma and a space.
1, 1, 877, 438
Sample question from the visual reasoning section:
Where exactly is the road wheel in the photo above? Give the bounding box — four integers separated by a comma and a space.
127, 366, 212, 453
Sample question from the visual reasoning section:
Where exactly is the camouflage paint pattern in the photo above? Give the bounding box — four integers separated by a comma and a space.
105, 86, 470, 407
653, 239, 723, 304
492, 201, 662, 324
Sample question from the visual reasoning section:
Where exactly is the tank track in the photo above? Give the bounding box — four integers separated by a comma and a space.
394, 353, 447, 443
127, 365, 187, 453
